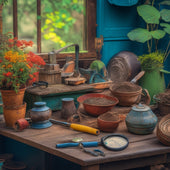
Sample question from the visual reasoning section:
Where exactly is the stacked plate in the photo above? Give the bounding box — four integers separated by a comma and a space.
156, 114, 170, 146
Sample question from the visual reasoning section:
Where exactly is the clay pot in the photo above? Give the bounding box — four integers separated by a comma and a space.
97, 112, 121, 132
1, 88, 26, 107
29, 102, 51, 122
61, 98, 77, 119
3, 103, 27, 128
126, 103, 158, 135
110, 82, 142, 106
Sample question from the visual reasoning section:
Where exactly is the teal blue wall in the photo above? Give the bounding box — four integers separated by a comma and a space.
96, 0, 145, 66
97, 0, 170, 86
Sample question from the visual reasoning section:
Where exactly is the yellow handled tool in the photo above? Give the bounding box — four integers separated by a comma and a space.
49, 119, 100, 135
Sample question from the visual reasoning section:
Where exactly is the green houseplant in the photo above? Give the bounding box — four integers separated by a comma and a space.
127, 0, 170, 103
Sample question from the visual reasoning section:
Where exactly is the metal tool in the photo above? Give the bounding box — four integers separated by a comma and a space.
50, 44, 86, 85
56, 134, 129, 151
79, 143, 105, 157
49, 119, 100, 135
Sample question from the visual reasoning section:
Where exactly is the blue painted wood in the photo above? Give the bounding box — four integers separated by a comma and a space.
1, 136, 80, 170
108, 0, 139, 6
96, 0, 144, 67
24, 91, 90, 111
101, 40, 144, 66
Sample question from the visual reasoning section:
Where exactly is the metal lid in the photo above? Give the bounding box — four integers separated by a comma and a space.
132, 103, 150, 112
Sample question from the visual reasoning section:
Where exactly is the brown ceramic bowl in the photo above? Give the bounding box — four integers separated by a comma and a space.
77, 93, 119, 116
110, 82, 142, 106
97, 112, 121, 132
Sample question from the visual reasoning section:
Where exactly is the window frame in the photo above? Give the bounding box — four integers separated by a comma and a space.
12, 0, 97, 64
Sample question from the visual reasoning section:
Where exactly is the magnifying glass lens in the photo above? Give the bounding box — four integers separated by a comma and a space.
102, 134, 129, 151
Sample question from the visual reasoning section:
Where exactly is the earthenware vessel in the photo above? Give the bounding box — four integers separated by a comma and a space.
97, 112, 121, 132
29, 102, 52, 122
61, 98, 77, 119
125, 103, 158, 134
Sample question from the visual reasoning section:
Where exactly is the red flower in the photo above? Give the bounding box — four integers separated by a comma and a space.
29, 74, 34, 79
19, 68, 24, 72
8, 39, 14, 43
32, 77, 36, 82
0, 60, 2, 63
4, 72, 12, 77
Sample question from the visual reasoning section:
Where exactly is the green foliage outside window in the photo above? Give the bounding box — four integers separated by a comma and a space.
2, 0, 85, 53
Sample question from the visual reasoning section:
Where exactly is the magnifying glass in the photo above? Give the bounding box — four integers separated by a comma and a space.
56, 134, 129, 151
101, 134, 129, 151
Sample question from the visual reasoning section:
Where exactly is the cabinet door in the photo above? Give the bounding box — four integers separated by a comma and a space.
96, 0, 144, 66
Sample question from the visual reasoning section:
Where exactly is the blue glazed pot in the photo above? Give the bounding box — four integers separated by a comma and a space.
125, 103, 158, 135
30, 102, 52, 122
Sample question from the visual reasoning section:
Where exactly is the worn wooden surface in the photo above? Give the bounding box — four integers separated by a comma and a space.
25, 81, 112, 96
0, 110, 169, 169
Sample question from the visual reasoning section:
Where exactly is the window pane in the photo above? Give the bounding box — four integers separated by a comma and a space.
2, 1, 13, 34
41, 0, 86, 53
17, 0, 37, 52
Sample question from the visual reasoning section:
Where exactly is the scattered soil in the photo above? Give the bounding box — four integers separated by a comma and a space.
156, 90, 170, 104
98, 112, 119, 121
111, 81, 141, 93
83, 97, 115, 106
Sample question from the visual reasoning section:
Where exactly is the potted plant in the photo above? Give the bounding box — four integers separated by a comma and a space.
127, 0, 170, 103
0, 32, 46, 128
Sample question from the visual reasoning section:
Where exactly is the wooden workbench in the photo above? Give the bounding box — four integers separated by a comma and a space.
0, 113, 169, 170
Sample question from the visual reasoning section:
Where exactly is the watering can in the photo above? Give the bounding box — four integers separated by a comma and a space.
139, 68, 170, 104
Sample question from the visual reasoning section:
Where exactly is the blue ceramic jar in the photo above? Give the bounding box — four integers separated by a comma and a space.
125, 103, 158, 134
30, 102, 52, 123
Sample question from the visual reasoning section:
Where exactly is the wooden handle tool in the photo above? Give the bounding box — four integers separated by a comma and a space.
49, 119, 100, 135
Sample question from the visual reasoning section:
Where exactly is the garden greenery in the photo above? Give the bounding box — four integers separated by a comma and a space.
127, 0, 170, 70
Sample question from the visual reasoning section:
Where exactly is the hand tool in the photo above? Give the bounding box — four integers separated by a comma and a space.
56, 134, 129, 151
49, 119, 100, 135
79, 143, 105, 157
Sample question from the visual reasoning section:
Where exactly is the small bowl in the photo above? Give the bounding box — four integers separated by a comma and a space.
97, 112, 121, 132
77, 93, 119, 116
110, 82, 142, 106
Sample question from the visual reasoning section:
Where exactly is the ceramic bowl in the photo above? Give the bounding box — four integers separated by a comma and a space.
77, 93, 119, 116
97, 112, 121, 132
110, 82, 142, 106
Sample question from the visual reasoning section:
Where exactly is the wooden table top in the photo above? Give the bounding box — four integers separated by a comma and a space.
0, 114, 169, 167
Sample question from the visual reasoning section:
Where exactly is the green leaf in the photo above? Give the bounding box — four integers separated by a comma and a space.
160, 9, 170, 22
127, 28, 152, 43
137, 5, 160, 24
150, 30, 166, 39
160, 23, 170, 34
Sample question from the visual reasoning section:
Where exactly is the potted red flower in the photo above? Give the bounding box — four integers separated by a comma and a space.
0, 32, 46, 128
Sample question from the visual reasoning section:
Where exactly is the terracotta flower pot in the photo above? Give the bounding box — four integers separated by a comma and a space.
0, 88, 26, 107
3, 102, 27, 128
